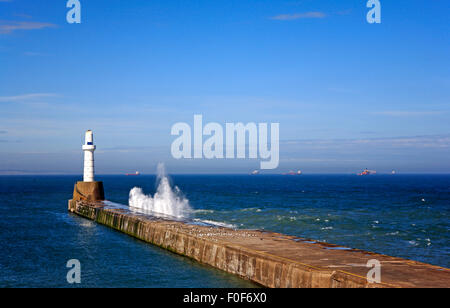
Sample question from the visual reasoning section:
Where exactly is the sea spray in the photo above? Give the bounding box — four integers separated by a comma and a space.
129, 163, 191, 218
129, 164, 237, 228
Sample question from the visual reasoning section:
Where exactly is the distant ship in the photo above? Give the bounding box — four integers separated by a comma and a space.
358, 169, 376, 176
251, 170, 260, 175
126, 171, 140, 176
284, 170, 302, 175
392, 170, 396, 175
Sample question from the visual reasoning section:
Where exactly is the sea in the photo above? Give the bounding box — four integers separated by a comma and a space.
0, 174, 449, 287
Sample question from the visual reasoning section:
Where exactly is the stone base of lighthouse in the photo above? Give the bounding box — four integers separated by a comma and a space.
72, 181, 105, 201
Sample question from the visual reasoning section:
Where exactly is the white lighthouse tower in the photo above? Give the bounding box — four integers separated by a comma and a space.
69, 130, 104, 203
82, 130, 96, 182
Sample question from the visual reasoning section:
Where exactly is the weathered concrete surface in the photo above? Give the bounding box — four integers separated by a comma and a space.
72, 181, 104, 201
68, 200, 450, 288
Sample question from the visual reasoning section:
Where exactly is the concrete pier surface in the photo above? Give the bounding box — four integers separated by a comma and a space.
68, 200, 450, 288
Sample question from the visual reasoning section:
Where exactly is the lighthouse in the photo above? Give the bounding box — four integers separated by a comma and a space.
69, 130, 105, 202
82, 130, 96, 182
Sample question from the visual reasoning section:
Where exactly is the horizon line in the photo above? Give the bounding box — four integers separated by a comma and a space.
2, 172, 450, 176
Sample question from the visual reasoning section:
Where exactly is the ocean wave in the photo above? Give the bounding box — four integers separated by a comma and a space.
192, 209, 215, 214
193, 219, 236, 229
128, 163, 191, 219
239, 207, 262, 212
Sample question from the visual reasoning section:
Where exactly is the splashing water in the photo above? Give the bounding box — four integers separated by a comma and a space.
129, 163, 191, 218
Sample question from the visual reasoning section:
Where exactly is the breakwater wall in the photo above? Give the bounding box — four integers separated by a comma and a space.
68, 200, 450, 288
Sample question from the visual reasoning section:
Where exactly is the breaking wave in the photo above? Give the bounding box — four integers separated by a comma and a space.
192, 219, 236, 229
129, 163, 191, 218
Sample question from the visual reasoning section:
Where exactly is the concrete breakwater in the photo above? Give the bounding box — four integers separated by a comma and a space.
68, 199, 450, 288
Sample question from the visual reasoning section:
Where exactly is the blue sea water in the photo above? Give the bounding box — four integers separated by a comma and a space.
0, 174, 449, 287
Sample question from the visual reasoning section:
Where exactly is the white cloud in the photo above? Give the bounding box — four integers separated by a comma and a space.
282, 135, 450, 150
372, 111, 445, 117
0, 93, 58, 102
270, 12, 326, 21
0, 21, 56, 34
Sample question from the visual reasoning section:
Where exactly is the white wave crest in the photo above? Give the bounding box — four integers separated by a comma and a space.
193, 219, 236, 229
128, 163, 191, 218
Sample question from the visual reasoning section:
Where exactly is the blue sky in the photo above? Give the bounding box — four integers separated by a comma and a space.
0, 0, 449, 174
